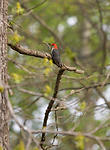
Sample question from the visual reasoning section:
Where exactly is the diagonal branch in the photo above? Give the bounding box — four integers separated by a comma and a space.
21, 4, 63, 48
40, 69, 65, 148
25, 0, 47, 14
7, 99, 42, 150
8, 43, 84, 74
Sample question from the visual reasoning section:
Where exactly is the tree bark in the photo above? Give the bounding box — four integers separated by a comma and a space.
0, 0, 9, 150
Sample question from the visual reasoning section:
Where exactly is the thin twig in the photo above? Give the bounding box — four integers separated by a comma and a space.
23, 0, 47, 16
60, 82, 110, 92
51, 106, 59, 145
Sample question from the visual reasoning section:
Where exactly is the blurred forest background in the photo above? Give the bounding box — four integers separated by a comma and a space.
7, 0, 110, 150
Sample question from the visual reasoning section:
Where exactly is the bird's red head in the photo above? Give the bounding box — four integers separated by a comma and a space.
51, 43, 58, 49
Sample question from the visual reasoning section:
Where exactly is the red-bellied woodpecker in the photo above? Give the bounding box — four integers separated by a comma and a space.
51, 43, 62, 67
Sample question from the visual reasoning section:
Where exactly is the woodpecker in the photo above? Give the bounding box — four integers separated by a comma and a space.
50, 43, 62, 67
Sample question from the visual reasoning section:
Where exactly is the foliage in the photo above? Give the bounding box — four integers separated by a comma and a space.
0, 86, 4, 93
75, 134, 85, 150
9, 31, 24, 45
8, 0, 110, 149
0, 146, 3, 150
12, 2, 24, 15
14, 141, 25, 150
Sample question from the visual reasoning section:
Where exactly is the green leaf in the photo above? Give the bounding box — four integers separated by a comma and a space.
0, 146, 3, 150
79, 101, 86, 111
14, 141, 25, 150
11, 73, 23, 83
75, 134, 85, 150
0, 86, 4, 93
44, 85, 52, 96
9, 31, 24, 45
12, 2, 24, 15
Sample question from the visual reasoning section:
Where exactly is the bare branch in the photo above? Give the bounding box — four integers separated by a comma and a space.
40, 69, 65, 147
33, 129, 107, 150
60, 82, 110, 92
8, 43, 84, 74
17, 88, 43, 96
26, 136, 32, 150
8, 58, 37, 75
90, 122, 110, 134
8, 43, 51, 59
8, 96, 108, 150
7, 100, 42, 150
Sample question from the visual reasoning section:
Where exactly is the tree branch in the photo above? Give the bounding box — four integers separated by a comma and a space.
8, 43, 51, 59
40, 69, 65, 148
32, 129, 107, 150
7, 100, 42, 150
60, 82, 110, 92
8, 43, 84, 74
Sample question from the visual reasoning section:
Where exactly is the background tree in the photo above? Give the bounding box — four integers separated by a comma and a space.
7, 0, 110, 150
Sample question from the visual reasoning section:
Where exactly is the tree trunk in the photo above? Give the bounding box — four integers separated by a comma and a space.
0, 0, 9, 150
